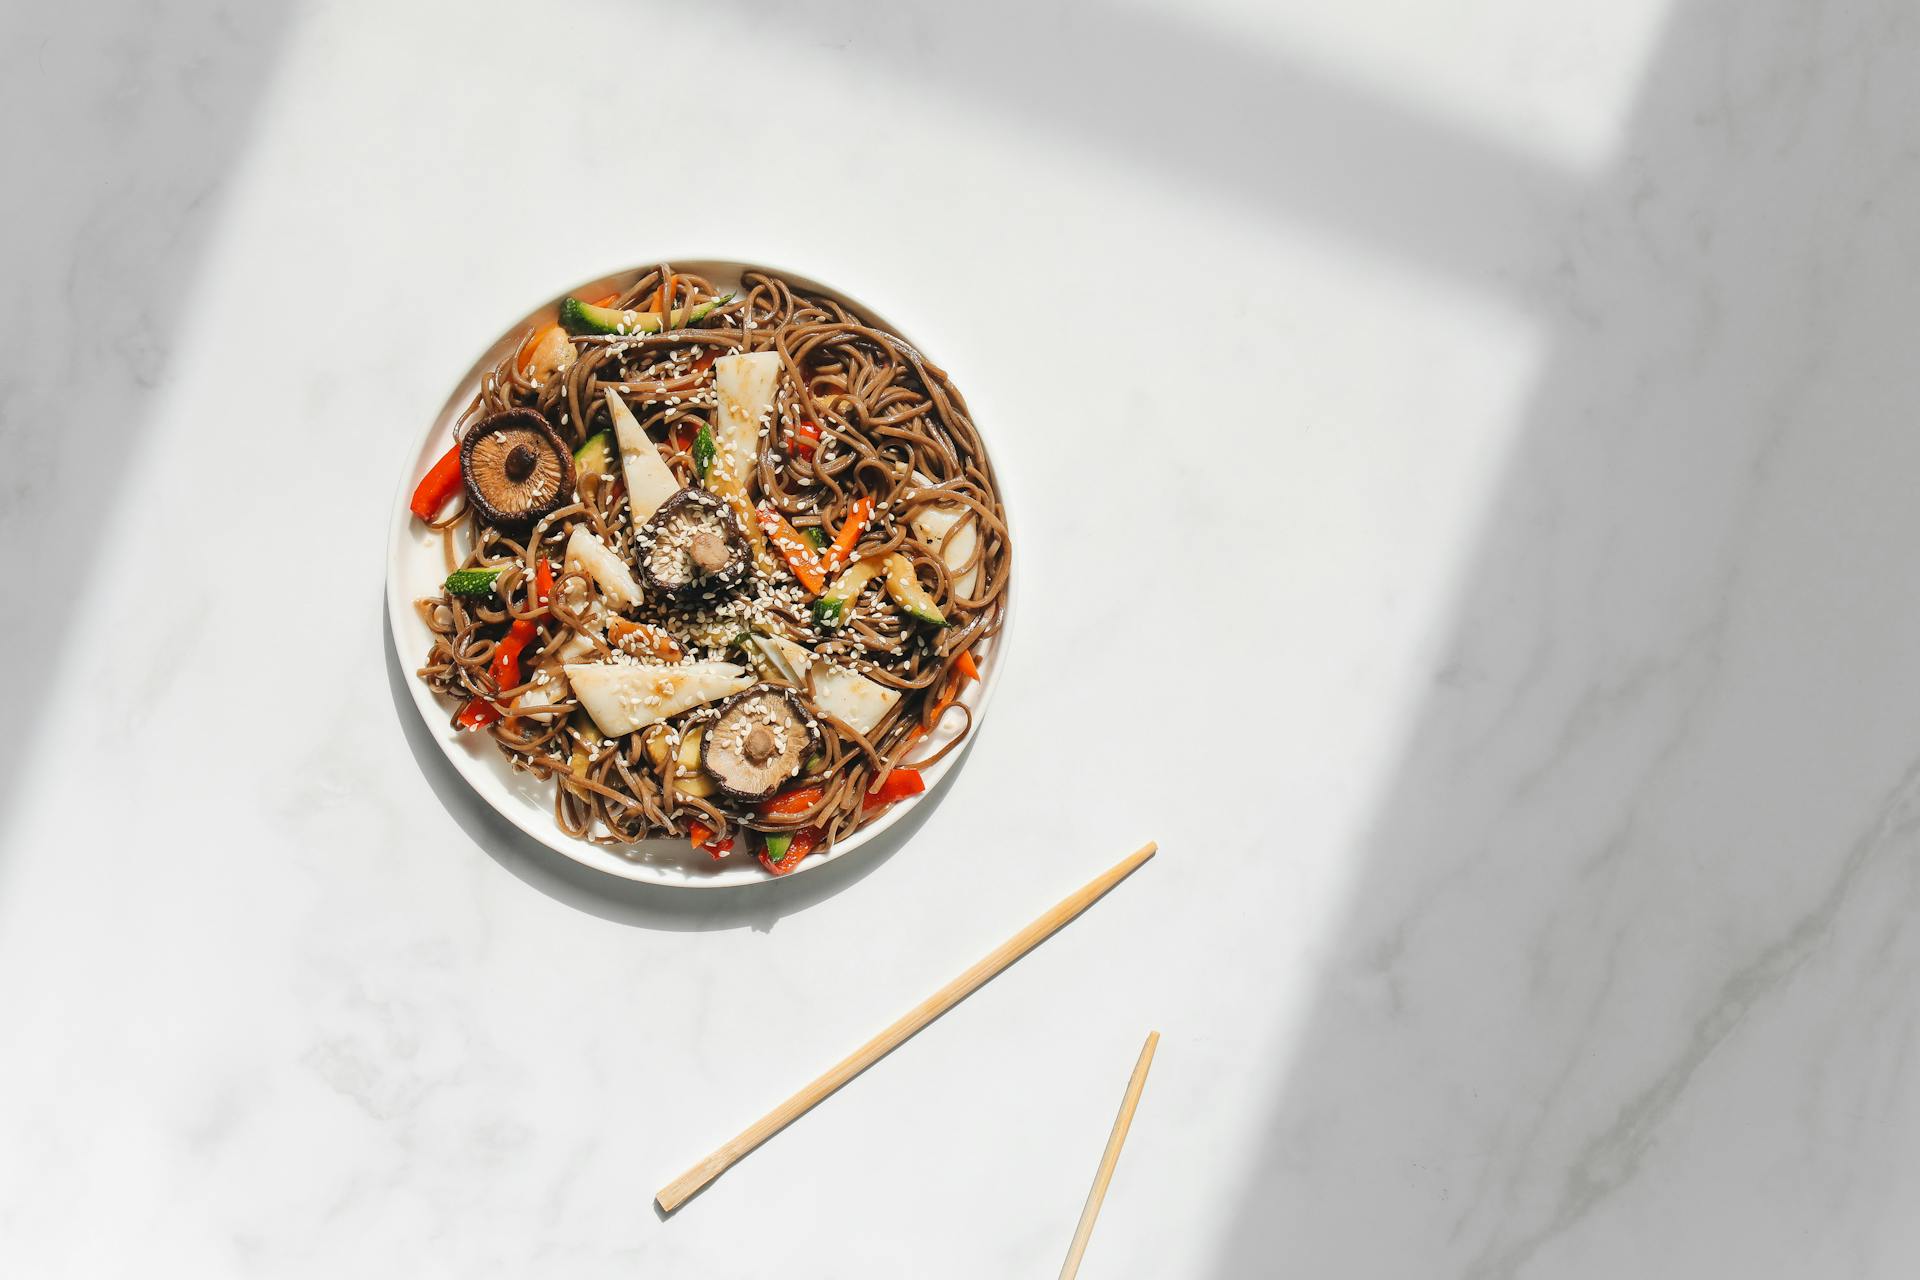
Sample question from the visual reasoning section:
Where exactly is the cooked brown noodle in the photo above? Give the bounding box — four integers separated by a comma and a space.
415, 266, 1009, 864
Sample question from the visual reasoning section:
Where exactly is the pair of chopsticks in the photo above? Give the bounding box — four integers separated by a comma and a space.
656, 842, 1160, 1273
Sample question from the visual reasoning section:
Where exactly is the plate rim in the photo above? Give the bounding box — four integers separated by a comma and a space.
384, 257, 1014, 889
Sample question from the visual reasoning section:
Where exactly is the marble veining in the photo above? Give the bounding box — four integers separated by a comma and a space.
6, 1, 1920, 1276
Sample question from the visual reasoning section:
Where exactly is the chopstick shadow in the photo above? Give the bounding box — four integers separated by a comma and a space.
383, 602, 966, 931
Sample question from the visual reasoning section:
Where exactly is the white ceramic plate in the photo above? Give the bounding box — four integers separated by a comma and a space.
385, 260, 1011, 887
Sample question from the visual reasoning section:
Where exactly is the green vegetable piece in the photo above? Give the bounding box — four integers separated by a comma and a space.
763, 833, 794, 860
882, 553, 948, 626
693, 425, 716, 481
444, 566, 506, 598
813, 558, 883, 630
802, 526, 829, 551
558, 293, 733, 337
572, 431, 615, 479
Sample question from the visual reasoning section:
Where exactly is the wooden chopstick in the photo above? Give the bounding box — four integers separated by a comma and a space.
1059, 1031, 1160, 1279
654, 840, 1158, 1213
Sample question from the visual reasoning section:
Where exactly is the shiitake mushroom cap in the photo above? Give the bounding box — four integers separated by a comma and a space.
637, 486, 751, 604
700, 685, 822, 802
460, 408, 574, 529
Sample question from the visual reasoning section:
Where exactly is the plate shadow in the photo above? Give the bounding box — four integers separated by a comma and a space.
383, 601, 964, 932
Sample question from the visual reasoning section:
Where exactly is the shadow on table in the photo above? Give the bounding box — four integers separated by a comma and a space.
706, 0, 1574, 306
1208, 0, 1920, 1274
383, 603, 961, 933
0, 0, 297, 854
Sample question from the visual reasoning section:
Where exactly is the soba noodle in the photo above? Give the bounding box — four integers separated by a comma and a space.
415, 266, 1009, 867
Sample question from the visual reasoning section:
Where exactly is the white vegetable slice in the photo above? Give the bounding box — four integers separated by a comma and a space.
711, 351, 782, 488
605, 388, 680, 525
564, 525, 644, 610
750, 633, 802, 684
910, 500, 982, 599
760, 635, 900, 736
563, 661, 754, 737
554, 632, 601, 664
512, 672, 568, 722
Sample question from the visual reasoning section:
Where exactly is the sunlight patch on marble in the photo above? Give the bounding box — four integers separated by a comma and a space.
1153, 0, 1676, 176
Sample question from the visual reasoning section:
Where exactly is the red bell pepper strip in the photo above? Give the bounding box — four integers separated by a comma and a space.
760, 826, 820, 876
788, 420, 821, 459
409, 442, 464, 521
759, 771, 926, 822
757, 503, 827, 593
533, 559, 555, 614
759, 784, 825, 821
953, 649, 980, 684
687, 819, 735, 858
488, 618, 539, 692
864, 768, 925, 811
821, 496, 875, 576
455, 699, 502, 730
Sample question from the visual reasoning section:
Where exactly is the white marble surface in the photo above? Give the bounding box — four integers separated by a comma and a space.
7, 0, 1920, 1274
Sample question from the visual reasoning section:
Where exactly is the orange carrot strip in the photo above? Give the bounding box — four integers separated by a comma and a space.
756, 503, 827, 593
608, 618, 686, 662
822, 496, 875, 575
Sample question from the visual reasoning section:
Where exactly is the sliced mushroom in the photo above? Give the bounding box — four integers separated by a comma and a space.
700, 685, 821, 802
461, 408, 574, 528
636, 487, 750, 604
